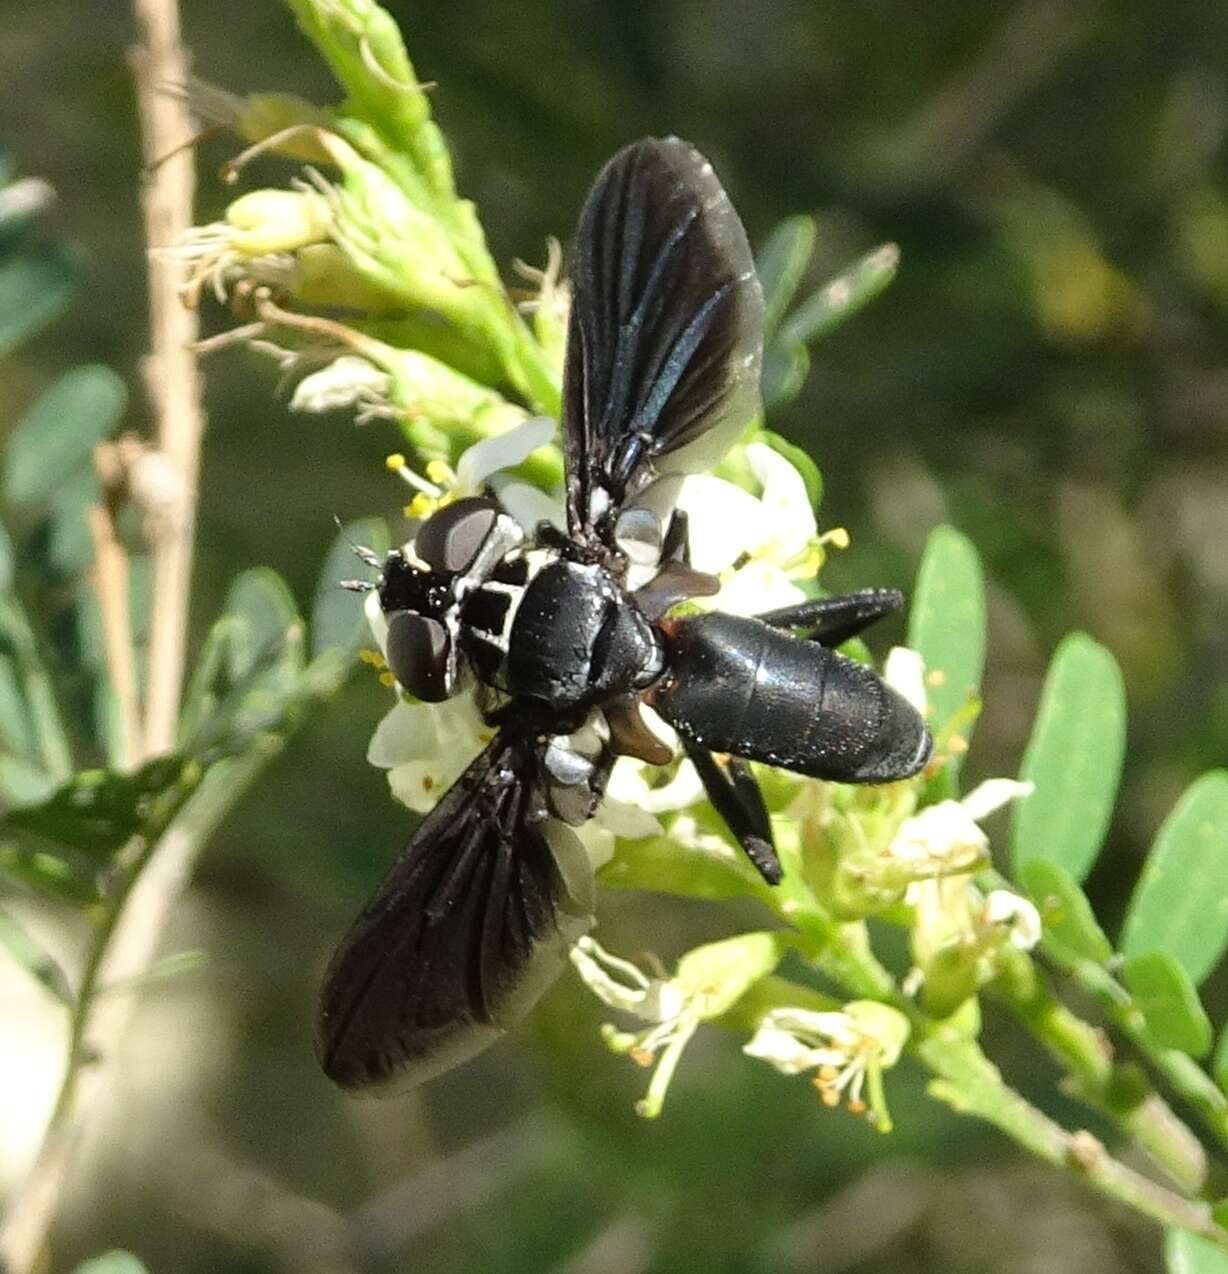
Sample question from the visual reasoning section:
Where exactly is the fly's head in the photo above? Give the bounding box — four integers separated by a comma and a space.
376, 496, 509, 703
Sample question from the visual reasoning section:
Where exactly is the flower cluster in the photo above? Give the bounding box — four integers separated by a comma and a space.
178, 0, 1042, 1128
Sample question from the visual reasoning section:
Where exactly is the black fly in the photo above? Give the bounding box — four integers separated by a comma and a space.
317, 138, 932, 1090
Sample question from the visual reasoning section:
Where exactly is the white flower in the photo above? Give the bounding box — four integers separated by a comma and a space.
571, 931, 787, 1117
290, 355, 391, 414
367, 695, 492, 814
981, 889, 1043, 951
674, 442, 820, 616
455, 415, 555, 494
891, 779, 1034, 881
743, 1002, 910, 1130
883, 646, 927, 715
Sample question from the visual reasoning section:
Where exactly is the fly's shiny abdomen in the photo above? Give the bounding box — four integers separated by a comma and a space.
650, 612, 931, 782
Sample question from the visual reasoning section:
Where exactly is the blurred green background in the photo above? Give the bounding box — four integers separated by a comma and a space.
2, 0, 1227, 1270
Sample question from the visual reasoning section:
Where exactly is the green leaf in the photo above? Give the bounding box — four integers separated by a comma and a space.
756, 430, 823, 508
0, 518, 13, 592
3, 366, 126, 508
602, 830, 768, 903
0, 653, 37, 760
1214, 1020, 1228, 1093
1, 756, 193, 858
757, 215, 816, 335
907, 525, 986, 774
1120, 772, 1228, 985
1166, 1228, 1228, 1274
0, 841, 99, 904
311, 517, 389, 658
101, 948, 207, 996
49, 469, 103, 575
1018, 859, 1112, 965
761, 339, 810, 407
0, 242, 80, 357
71, 1253, 150, 1274
1121, 952, 1212, 1057
0, 597, 73, 782
0, 754, 56, 807
224, 568, 302, 679
1010, 633, 1126, 882
777, 243, 899, 347
0, 906, 73, 1004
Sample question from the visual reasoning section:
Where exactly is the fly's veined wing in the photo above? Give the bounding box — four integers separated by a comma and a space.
316, 729, 595, 1091
562, 137, 764, 543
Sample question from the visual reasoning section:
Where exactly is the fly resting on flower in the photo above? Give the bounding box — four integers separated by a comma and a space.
317, 137, 932, 1090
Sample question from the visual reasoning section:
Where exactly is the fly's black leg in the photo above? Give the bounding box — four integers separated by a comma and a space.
755, 588, 904, 649
685, 743, 781, 885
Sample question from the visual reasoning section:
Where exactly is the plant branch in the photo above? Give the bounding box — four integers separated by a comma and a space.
87, 445, 143, 771
992, 950, 1209, 1193
130, 0, 205, 758
917, 1027, 1227, 1246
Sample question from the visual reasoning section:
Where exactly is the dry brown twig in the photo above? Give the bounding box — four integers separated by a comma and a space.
0, 1, 206, 1269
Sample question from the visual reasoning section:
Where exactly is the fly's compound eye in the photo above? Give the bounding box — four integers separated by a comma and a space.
385, 611, 452, 702
414, 497, 499, 575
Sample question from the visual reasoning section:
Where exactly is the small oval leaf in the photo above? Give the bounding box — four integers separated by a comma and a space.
757, 215, 816, 336
777, 243, 899, 347
1166, 1228, 1228, 1274
1121, 952, 1212, 1058
761, 339, 810, 408
0, 906, 74, 1004
224, 568, 302, 679
0, 243, 81, 357
72, 1253, 150, 1274
1010, 633, 1126, 882
1120, 772, 1228, 985
311, 518, 389, 658
4, 366, 126, 507
907, 525, 986, 777
1018, 859, 1112, 965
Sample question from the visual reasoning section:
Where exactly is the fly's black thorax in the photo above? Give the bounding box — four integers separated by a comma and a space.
461, 555, 662, 714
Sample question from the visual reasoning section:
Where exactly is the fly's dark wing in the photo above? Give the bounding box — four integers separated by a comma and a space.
563, 137, 764, 543
316, 729, 594, 1091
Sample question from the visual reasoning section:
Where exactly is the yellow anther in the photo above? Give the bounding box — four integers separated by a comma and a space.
424, 459, 454, 487
358, 648, 387, 669
378, 670, 397, 688
385, 452, 407, 472
407, 493, 436, 521
821, 526, 851, 550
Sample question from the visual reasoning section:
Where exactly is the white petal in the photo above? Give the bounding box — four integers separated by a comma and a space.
961, 778, 1035, 822
890, 801, 988, 869
364, 589, 389, 657
675, 475, 768, 573
289, 355, 389, 413
456, 415, 555, 492
983, 890, 1043, 950
746, 442, 817, 561
761, 1006, 860, 1049
883, 646, 927, 715
592, 795, 663, 840
743, 1025, 841, 1075
714, 560, 806, 617
367, 700, 438, 768
492, 477, 564, 533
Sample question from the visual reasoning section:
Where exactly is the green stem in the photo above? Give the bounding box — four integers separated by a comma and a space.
0, 739, 283, 1274
791, 910, 1226, 1248
1064, 955, 1228, 1153
918, 1026, 1226, 1247
992, 948, 1209, 1193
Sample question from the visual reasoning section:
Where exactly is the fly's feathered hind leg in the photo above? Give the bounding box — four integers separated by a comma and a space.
755, 587, 904, 648
685, 742, 782, 886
